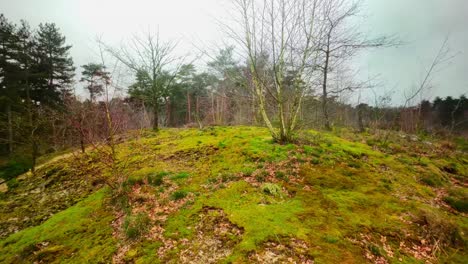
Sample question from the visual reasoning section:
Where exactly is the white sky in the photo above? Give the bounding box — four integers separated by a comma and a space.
1, 0, 467, 105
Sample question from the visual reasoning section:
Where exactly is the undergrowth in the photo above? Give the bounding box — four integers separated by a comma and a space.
1, 126, 466, 263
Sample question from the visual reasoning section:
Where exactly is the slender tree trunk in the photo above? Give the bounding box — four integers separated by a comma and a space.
187, 91, 191, 123
196, 96, 200, 118
25, 71, 37, 174
80, 134, 85, 153
153, 104, 159, 131
357, 105, 365, 132
211, 93, 215, 123
322, 48, 331, 130
167, 99, 171, 127
79, 119, 86, 153
31, 139, 38, 174
6, 103, 13, 154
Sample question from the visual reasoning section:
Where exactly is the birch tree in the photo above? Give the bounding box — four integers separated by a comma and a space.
230, 0, 320, 142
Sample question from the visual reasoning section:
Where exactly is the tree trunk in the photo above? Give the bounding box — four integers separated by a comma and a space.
80, 129, 85, 153
187, 91, 191, 123
357, 105, 365, 132
31, 135, 38, 175
322, 49, 331, 131
153, 105, 159, 131
6, 103, 13, 154
165, 99, 171, 127
211, 93, 215, 123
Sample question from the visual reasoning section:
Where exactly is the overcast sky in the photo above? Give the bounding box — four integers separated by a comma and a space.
1, 0, 467, 105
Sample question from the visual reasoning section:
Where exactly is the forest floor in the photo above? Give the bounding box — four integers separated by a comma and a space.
0, 126, 467, 263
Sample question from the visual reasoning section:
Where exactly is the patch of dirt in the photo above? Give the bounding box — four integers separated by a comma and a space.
176, 207, 243, 263
348, 232, 439, 264
248, 238, 314, 263
242, 152, 305, 189
112, 177, 196, 263
163, 146, 219, 162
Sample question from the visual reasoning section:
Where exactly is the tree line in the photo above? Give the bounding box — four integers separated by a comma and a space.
0, 1, 467, 173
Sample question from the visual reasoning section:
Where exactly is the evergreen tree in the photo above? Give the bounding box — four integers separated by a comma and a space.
0, 14, 19, 154
80, 63, 110, 102
35, 22, 75, 105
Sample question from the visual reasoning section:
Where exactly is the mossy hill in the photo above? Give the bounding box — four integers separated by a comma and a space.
1, 126, 467, 263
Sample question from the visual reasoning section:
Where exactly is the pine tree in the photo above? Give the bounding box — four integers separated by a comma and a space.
80, 63, 110, 102
0, 14, 19, 154
35, 23, 75, 105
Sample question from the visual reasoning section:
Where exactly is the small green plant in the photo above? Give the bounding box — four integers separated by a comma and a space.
261, 183, 282, 197
148, 172, 169, 186
368, 244, 382, 257
112, 193, 131, 215
218, 140, 227, 148
444, 196, 468, 213
171, 190, 188, 200
443, 188, 468, 213
275, 171, 288, 181
6, 179, 19, 189
310, 158, 320, 165
420, 174, 445, 187
221, 173, 237, 183
124, 213, 151, 240
255, 174, 266, 182
347, 161, 361, 169
241, 167, 255, 177
322, 235, 339, 244
125, 173, 146, 186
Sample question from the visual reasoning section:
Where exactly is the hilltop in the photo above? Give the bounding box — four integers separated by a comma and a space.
0, 127, 467, 263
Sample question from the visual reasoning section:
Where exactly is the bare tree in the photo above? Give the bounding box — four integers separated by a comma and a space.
316, 0, 396, 130
228, 0, 320, 142
403, 36, 455, 133
105, 31, 183, 130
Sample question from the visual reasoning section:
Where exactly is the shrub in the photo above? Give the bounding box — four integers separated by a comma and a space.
0, 158, 31, 181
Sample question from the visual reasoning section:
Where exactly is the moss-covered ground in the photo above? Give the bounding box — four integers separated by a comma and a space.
0, 126, 466, 263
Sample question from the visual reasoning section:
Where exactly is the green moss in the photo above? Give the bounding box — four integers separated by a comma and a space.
148, 171, 169, 186
170, 172, 190, 181
3, 126, 467, 263
0, 189, 116, 263
420, 173, 446, 187
205, 181, 306, 252
444, 188, 468, 213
